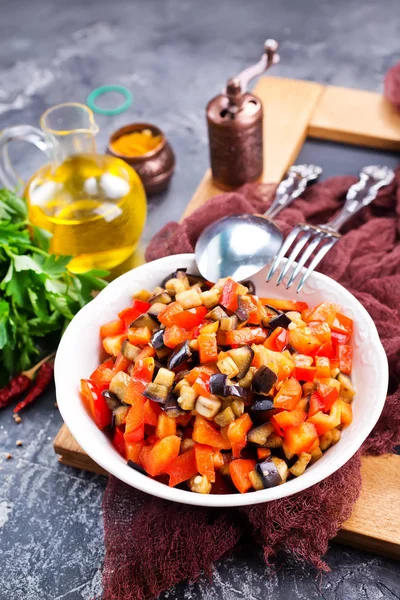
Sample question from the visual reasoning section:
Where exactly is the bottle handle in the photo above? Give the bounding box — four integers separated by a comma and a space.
0, 125, 50, 191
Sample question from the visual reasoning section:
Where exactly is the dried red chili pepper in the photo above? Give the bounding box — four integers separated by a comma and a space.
13, 363, 54, 413
0, 375, 31, 409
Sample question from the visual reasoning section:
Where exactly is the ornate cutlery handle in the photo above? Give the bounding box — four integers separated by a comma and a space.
265, 164, 322, 220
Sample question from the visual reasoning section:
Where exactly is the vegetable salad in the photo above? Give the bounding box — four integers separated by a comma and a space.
80, 269, 355, 494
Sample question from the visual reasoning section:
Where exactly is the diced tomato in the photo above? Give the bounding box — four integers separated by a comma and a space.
264, 327, 289, 351
229, 459, 257, 493
192, 416, 232, 450
143, 399, 161, 427
227, 413, 253, 458
308, 391, 325, 418
220, 279, 239, 312
100, 319, 125, 339
112, 427, 126, 457
318, 382, 339, 412
90, 359, 114, 387
130, 357, 155, 383
156, 412, 177, 439
225, 327, 267, 346
315, 356, 330, 379
283, 422, 318, 455
136, 345, 156, 361
302, 302, 338, 326
127, 326, 151, 346
139, 435, 181, 477
295, 366, 317, 382
315, 342, 335, 358
163, 325, 188, 348
80, 379, 112, 429
165, 447, 198, 487
331, 331, 350, 345
257, 448, 271, 460
307, 399, 341, 434
338, 345, 352, 374
103, 334, 127, 357
274, 377, 302, 410
194, 443, 216, 482
113, 353, 131, 374
340, 400, 353, 426
260, 298, 309, 312
126, 439, 146, 463
198, 332, 218, 363
158, 302, 184, 327
172, 306, 208, 329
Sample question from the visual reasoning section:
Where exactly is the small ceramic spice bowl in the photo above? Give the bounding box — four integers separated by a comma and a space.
108, 123, 175, 195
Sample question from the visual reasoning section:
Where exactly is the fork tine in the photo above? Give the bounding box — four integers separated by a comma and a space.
297, 236, 339, 292
266, 225, 302, 282
285, 231, 325, 289
276, 229, 313, 285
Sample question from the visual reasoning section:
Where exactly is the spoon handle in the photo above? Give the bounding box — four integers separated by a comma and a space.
264, 164, 322, 220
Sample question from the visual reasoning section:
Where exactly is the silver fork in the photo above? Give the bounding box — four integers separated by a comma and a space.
266, 165, 395, 292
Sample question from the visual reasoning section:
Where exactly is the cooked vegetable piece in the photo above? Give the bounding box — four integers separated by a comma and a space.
217, 356, 239, 378
81, 379, 112, 430
151, 329, 165, 350
114, 405, 129, 427
229, 459, 256, 493
192, 416, 232, 450
121, 340, 141, 361
268, 312, 291, 331
127, 459, 147, 475
140, 435, 181, 477
102, 389, 121, 411
195, 395, 222, 419
274, 377, 302, 410
156, 412, 177, 438
164, 395, 185, 417
189, 474, 212, 494
227, 413, 253, 457
165, 447, 198, 487
247, 422, 274, 446
153, 367, 175, 389
252, 365, 277, 395
270, 456, 289, 483
198, 333, 218, 363
289, 452, 312, 476
227, 346, 254, 379
283, 422, 318, 455
167, 341, 192, 370
256, 459, 282, 488
143, 382, 169, 404
109, 371, 132, 403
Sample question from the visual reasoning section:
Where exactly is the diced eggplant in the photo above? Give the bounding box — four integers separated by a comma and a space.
264, 433, 283, 448
161, 268, 187, 288
149, 291, 172, 305
220, 316, 239, 331
250, 395, 274, 412
208, 374, 248, 401
113, 405, 129, 427
151, 328, 165, 349
165, 276, 190, 295
231, 399, 245, 418
109, 371, 132, 403
121, 340, 141, 362
289, 452, 311, 476
129, 312, 159, 331
167, 341, 192, 370
186, 272, 207, 287
227, 346, 254, 379
164, 394, 185, 417
251, 366, 277, 396
195, 395, 222, 419
267, 312, 291, 330
337, 373, 356, 402
214, 406, 235, 427
247, 423, 274, 446
153, 367, 175, 389
127, 460, 147, 475
102, 389, 121, 411
156, 346, 172, 360
249, 469, 264, 491
238, 366, 256, 388
148, 303, 166, 318
206, 306, 229, 321
143, 382, 169, 404
217, 356, 239, 378
235, 295, 251, 322
241, 280, 256, 295
270, 456, 288, 482
177, 385, 197, 410
256, 459, 282, 488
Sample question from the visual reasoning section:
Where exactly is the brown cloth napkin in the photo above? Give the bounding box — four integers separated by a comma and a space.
102, 171, 400, 600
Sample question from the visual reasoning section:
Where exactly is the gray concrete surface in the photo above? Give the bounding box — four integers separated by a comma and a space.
1, 0, 400, 598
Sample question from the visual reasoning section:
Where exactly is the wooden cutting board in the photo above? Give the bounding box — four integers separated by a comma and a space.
54, 76, 400, 559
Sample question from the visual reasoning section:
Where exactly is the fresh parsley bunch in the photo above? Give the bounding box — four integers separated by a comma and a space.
0, 189, 108, 386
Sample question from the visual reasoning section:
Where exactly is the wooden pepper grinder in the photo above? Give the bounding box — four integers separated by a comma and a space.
206, 39, 280, 189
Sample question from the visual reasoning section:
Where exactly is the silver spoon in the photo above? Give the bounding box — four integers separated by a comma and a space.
195, 164, 322, 282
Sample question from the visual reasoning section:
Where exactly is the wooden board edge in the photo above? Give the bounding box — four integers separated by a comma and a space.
335, 531, 400, 561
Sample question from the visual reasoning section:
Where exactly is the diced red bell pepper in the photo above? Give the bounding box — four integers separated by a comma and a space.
192, 416, 232, 450
158, 302, 184, 327
123, 379, 146, 407
119, 300, 151, 327
283, 422, 318, 455
220, 279, 239, 312
165, 447, 198, 487
274, 377, 302, 410
80, 379, 112, 429
130, 357, 155, 383
227, 413, 253, 458
295, 366, 317, 382
143, 399, 161, 427
127, 327, 152, 346
224, 327, 267, 346
264, 326, 289, 351
315, 342, 334, 358
307, 321, 331, 344
257, 448, 271, 460
139, 435, 181, 477
272, 408, 306, 431
103, 334, 127, 357
100, 319, 125, 339
260, 298, 309, 312
126, 439, 146, 463
330, 357, 340, 372
288, 327, 321, 356
192, 376, 214, 398
185, 365, 218, 385
308, 391, 325, 418
229, 459, 257, 493
163, 325, 188, 348
125, 396, 146, 436
171, 306, 208, 329
198, 333, 218, 363
318, 382, 339, 411
340, 400, 353, 426
307, 398, 341, 434
338, 344, 352, 374
174, 413, 193, 427
302, 302, 338, 326
136, 345, 156, 361
156, 412, 177, 439
113, 353, 131, 374
336, 312, 353, 334
90, 359, 115, 387
247, 296, 262, 325
331, 331, 350, 345
112, 427, 126, 457
315, 356, 330, 379
194, 443, 216, 483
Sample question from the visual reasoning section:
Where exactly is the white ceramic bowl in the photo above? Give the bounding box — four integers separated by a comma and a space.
55, 254, 388, 507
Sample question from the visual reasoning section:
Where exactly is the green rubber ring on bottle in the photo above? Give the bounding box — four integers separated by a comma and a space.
86, 85, 133, 116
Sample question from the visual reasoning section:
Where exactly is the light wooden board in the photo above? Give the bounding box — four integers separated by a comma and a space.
54, 76, 400, 559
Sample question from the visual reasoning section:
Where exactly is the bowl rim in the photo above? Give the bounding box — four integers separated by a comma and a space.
55, 253, 388, 507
